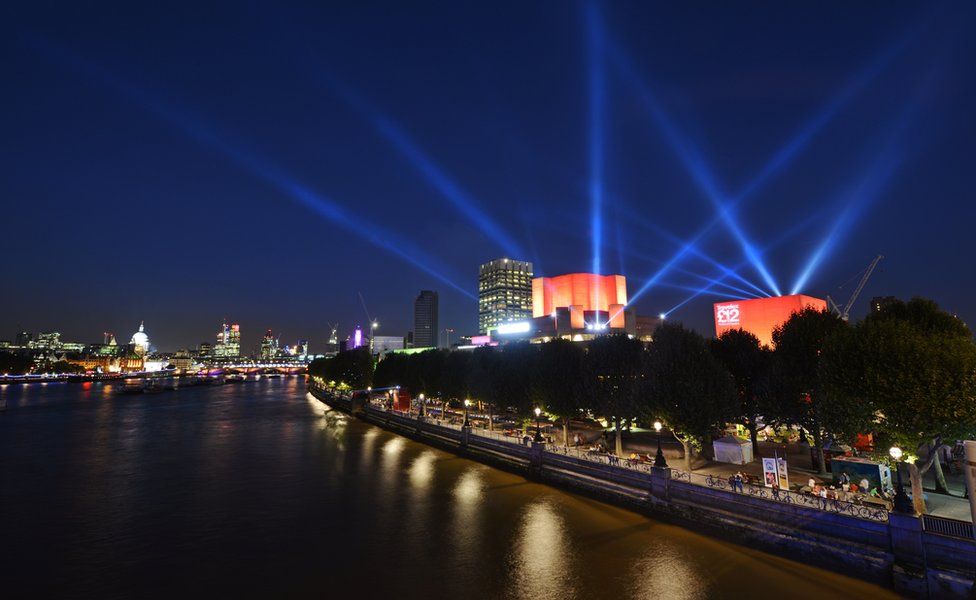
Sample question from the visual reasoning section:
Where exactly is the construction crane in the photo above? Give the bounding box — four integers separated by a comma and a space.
827, 254, 883, 321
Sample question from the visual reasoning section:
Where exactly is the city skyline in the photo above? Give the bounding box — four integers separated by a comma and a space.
4, 2, 975, 349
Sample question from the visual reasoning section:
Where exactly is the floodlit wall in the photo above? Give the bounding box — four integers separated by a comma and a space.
533, 273, 628, 318
713, 294, 827, 346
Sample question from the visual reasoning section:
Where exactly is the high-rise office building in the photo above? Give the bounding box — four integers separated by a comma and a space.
34, 331, 62, 350
414, 290, 439, 348
260, 329, 279, 359
215, 321, 241, 357
478, 258, 533, 334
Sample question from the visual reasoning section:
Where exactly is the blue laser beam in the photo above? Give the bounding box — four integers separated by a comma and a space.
370, 115, 526, 259
321, 77, 525, 260
24, 35, 475, 300
611, 197, 771, 297
585, 0, 606, 283
663, 206, 830, 316
730, 10, 940, 204
656, 282, 757, 301
605, 40, 781, 296
620, 245, 765, 300
606, 9, 938, 304
790, 40, 954, 296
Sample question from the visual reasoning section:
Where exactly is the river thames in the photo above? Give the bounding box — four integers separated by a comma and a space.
0, 378, 896, 599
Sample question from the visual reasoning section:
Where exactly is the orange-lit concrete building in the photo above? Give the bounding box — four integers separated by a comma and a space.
533, 273, 627, 320
491, 272, 659, 343
713, 294, 827, 347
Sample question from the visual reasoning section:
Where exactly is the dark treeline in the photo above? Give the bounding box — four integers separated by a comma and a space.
309, 298, 976, 480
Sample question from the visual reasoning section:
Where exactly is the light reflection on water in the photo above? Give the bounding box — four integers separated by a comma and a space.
509, 499, 575, 600
450, 466, 487, 571
0, 379, 899, 600
631, 543, 704, 600
409, 450, 436, 490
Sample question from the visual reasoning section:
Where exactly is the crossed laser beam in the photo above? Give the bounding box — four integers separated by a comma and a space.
664, 206, 831, 316
610, 196, 771, 297
607, 10, 932, 305
789, 42, 954, 295
607, 39, 781, 296
518, 200, 762, 301
322, 78, 526, 260
24, 35, 475, 300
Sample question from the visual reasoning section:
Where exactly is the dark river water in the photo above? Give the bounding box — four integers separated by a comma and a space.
0, 378, 896, 599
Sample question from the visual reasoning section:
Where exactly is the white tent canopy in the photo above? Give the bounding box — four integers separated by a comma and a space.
713, 436, 753, 465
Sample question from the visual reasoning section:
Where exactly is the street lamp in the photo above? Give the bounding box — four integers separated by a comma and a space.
890, 446, 913, 513
654, 421, 668, 468
463, 399, 472, 427
418, 393, 426, 417
534, 407, 544, 443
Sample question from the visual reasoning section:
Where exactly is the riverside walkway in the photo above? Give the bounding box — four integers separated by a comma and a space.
308, 381, 976, 598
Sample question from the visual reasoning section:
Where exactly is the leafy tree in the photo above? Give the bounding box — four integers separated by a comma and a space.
823, 298, 976, 492
645, 323, 737, 470
710, 328, 770, 458
532, 339, 585, 445
312, 347, 374, 390
492, 342, 537, 426
466, 346, 498, 428
584, 334, 644, 456
49, 360, 84, 374
441, 350, 471, 419
373, 352, 420, 391
416, 349, 448, 398
770, 307, 847, 475
0, 352, 35, 375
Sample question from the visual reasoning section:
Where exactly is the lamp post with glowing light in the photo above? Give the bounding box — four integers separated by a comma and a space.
654, 421, 668, 468
533, 407, 544, 443
369, 320, 378, 352
418, 393, 426, 418
890, 446, 913, 513
463, 399, 472, 428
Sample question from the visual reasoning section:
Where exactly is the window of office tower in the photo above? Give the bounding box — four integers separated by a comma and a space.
477, 258, 534, 334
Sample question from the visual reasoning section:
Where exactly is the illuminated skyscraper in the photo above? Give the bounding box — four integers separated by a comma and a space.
413, 290, 439, 348
478, 258, 533, 334
260, 329, 279, 359
215, 321, 241, 357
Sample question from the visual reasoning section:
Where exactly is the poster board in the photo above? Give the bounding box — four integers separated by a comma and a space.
762, 457, 789, 488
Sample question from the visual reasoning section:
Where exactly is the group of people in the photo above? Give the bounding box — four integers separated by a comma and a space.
726, 472, 753, 493
804, 473, 893, 508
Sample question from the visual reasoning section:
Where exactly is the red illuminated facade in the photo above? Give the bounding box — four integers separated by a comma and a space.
532, 273, 627, 321
713, 294, 827, 347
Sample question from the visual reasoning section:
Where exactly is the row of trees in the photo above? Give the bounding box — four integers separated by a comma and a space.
309, 298, 976, 479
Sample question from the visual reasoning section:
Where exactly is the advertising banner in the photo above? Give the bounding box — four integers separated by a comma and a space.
762, 458, 777, 487
762, 456, 790, 488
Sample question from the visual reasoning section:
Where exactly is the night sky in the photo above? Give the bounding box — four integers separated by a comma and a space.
4, 1, 974, 352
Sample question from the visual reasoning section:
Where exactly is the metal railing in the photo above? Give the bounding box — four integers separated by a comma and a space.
923, 514, 975, 540
670, 469, 890, 522
316, 389, 902, 525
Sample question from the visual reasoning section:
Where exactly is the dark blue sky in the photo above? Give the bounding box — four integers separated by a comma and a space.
3, 1, 974, 351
